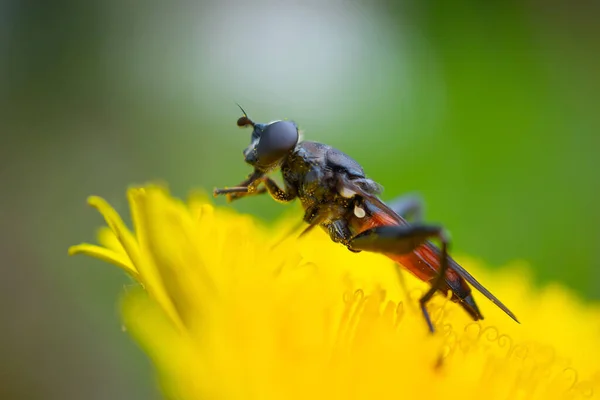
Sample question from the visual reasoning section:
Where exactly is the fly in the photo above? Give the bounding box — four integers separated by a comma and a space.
214, 106, 519, 332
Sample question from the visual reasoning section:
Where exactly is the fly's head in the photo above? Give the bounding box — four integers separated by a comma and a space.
236, 105, 299, 173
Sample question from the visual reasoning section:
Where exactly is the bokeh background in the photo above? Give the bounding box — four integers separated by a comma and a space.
2, 0, 599, 398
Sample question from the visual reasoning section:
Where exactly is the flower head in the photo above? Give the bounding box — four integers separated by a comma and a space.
69, 185, 600, 399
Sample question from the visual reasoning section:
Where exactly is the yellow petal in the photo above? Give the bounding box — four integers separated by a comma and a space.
132, 186, 216, 328
68, 243, 139, 279
90, 192, 186, 333
97, 226, 126, 255
72, 185, 600, 400
120, 288, 202, 399
87, 195, 144, 273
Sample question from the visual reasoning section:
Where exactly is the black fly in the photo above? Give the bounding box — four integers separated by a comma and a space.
214, 106, 519, 333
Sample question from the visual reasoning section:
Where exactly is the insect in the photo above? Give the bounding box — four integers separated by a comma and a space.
214, 106, 519, 332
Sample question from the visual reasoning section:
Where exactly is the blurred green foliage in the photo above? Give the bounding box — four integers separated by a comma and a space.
2, 1, 599, 399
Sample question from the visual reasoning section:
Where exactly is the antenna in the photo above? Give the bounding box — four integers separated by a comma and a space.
235, 103, 255, 127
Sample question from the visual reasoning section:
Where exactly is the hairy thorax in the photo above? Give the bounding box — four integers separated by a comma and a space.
282, 145, 356, 229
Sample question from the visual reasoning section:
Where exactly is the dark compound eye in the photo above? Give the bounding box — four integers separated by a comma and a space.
255, 120, 299, 166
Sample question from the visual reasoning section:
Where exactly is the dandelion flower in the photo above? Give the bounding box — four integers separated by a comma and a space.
69, 185, 600, 400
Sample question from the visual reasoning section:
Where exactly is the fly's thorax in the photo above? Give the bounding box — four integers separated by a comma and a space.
282, 142, 371, 233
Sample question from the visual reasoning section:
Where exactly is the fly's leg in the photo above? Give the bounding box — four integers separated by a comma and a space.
388, 193, 424, 223
224, 169, 263, 188
348, 224, 450, 333
293, 205, 323, 239
270, 204, 327, 250
215, 186, 267, 202
213, 170, 265, 202
318, 218, 361, 253
261, 178, 297, 203
215, 176, 297, 204
297, 204, 362, 253
386, 193, 426, 306
327, 220, 354, 245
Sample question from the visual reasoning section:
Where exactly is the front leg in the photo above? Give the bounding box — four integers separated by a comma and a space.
213, 170, 265, 202
215, 176, 297, 202
348, 224, 450, 333
262, 178, 297, 203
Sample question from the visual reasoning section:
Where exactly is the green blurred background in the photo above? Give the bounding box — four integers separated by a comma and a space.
2, 0, 599, 398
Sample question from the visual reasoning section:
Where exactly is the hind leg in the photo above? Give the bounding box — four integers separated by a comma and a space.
387, 194, 427, 307
348, 224, 450, 333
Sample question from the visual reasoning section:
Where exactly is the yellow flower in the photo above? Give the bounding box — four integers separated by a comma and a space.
69, 185, 600, 400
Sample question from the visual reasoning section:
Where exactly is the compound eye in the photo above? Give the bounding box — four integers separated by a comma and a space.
256, 121, 299, 166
